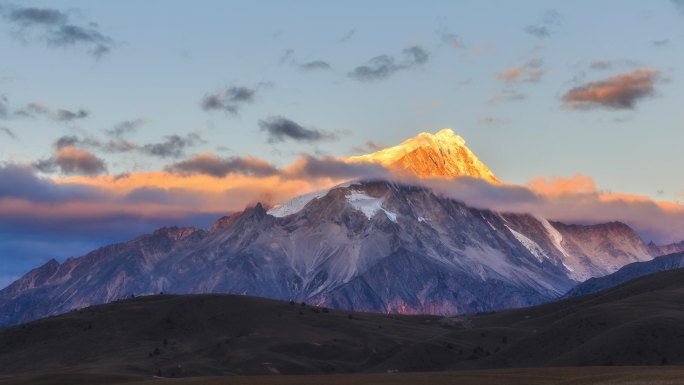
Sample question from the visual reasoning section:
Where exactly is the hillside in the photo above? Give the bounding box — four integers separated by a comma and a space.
2, 267, 684, 383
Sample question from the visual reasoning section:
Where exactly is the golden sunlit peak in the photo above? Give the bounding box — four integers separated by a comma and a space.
349, 128, 499, 183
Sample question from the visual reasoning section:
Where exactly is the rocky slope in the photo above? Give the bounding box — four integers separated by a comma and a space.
0, 180, 660, 327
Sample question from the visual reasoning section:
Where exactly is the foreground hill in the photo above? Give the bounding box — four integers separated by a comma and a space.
2, 267, 684, 383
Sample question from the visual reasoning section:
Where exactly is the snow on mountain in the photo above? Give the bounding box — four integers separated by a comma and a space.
348, 128, 499, 183
267, 189, 330, 217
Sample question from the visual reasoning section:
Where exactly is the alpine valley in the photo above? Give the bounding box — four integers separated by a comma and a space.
1, 129, 682, 327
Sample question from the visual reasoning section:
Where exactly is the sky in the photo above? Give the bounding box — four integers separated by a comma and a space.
1, 0, 684, 288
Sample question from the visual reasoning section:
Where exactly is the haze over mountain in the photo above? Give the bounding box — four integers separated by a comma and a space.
1, 129, 678, 327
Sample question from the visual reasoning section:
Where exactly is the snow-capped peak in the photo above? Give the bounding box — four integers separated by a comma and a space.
347, 128, 499, 183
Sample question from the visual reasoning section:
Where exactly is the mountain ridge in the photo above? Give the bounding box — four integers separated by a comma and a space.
0, 180, 666, 327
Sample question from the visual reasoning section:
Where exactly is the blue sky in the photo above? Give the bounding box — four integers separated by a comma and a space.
1, 0, 683, 287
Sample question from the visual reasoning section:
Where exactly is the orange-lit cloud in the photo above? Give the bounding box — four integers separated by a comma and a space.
526, 174, 597, 195
563, 68, 660, 110
496, 59, 544, 83
34, 146, 107, 176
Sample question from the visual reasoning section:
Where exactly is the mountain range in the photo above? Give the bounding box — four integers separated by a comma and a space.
1, 129, 682, 327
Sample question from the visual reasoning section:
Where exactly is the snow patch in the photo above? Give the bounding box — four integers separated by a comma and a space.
537, 217, 569, 258
418, 216, 427, 223
505, 225, 547, 262
267, 189, 329, 217
383, 209, 398, 223
340, 190, 398, 222
562, 262, 575, 272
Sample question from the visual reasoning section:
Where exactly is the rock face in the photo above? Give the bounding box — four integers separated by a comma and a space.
348, 128, 499, 182
0, 180, 661, 327
564, 251, 684, 298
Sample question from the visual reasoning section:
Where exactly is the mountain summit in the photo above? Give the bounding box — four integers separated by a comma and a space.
349, 128, 499, 183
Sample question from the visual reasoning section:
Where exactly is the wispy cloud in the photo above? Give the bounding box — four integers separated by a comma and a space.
53, 131, 203, 158
350, 141, 384, 154
563, 68, 660, 110
279, 48, 295, 65
0, 126, 17, 139
13, 101, 89, 122
525, 9, 562, 39
140, 133, 205, 158
105, 118, 146, 137
349, 45, 429, 82
201, 86, 257, 115
436, 28, 464, 48
299, 60, 332, 71
672, 0, 684, 14
166, 153, 279, 178
1, 5, 115, 58
487, 90, 526, 105
259, 116, 337, 143
496, 59, 544, 83
338, 29, 355, 43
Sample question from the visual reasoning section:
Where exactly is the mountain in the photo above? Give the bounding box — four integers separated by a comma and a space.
0, 180, 658, 327
647, 240, 684, 256
348, 128, 499, 182
3, 268, 684, 383
565, 251, 684, 298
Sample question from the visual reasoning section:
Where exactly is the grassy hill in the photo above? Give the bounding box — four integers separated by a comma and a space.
2, 268, 684, 384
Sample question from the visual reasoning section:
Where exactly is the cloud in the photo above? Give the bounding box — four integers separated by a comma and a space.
201, 86, 256, 114
420, 175, 684, 245
166, 153, 279, 178
587, 59, 636, 71
0, 126, 16, 139
279, 48, 295, 65
55, 108, 88, 121
0, 95, 9, 119
1, 5, 115, 58
487, 90, 526, 105
259, 116, 337, 143
562, 68, 660, 110
52, 132, 202, 158
285, 155, 390, 180
140, 133, 205, 158
14, 101, 89, 121
299, 60, 332, 71
525, 9, 562, 39
436, 28, 463, 48
496, 59, 544, 83
589, 60, 614, 71
5, 7, 66, 26
350, 141, 384, 154
105, 118, 146, 137
339, 29, 355, 43
652, 39, 670, 47
524, 25, 551, 39
54, 134, 136, 154
34, 146, 107, 176
348, 45, 429, 81
673, 0, 684, 14
479, 116, 507, 126
58, 164, 684, 246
